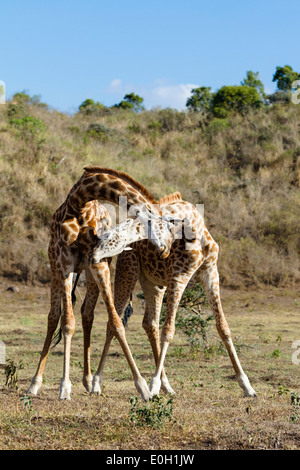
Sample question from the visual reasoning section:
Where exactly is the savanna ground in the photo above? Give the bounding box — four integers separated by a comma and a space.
0, 91, 300, 451
0, 275, 300, 450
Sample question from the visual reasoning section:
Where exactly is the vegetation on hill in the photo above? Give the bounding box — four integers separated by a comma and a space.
0, 67, 299, 287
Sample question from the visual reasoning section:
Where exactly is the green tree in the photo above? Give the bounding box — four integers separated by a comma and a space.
115, 93, 145, 112
186, 87, 213, 112
78, 98, 105, 114
241, 71, 266, 100
272, 65, 300, 92
211, 85, 262, 118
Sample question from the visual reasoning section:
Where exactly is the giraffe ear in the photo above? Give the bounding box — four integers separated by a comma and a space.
61, 218, 80, 245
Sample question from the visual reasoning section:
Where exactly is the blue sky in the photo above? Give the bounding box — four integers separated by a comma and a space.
1, 0, 300, 112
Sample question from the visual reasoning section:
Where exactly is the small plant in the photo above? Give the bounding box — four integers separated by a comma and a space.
290, 392, 300, 423
4, 359, 24, 390
129, 395, 174, 429
20, 394, 32, 411
278, 385, 290, 396
271, 349, 281, 358
138, 283, 213, 352
169, 283, 213, 351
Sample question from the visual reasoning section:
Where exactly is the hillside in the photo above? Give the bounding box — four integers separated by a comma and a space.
0, 95, 299, 287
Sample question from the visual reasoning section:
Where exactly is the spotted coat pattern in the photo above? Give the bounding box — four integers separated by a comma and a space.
92, 193, 256, 398
28, 167, 174, 401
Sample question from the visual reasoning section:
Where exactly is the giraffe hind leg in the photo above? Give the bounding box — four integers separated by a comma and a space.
198, 263, 256, 397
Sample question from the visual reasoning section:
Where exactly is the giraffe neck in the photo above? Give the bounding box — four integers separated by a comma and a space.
66, 168, 157, 217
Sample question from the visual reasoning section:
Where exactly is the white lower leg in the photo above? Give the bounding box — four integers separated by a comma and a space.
59, 332, 72, 400
150, 341, 169, 395
135, 375, 152, 401
27, 375, 43, 395
227, 338, 256, 397
91, 373, 103, 395
59, 378, 72, 400
161, 374, 176, 395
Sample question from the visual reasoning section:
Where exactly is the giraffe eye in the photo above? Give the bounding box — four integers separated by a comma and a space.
101, 232, 112, 241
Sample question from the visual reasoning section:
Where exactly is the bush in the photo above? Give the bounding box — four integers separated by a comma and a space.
155, 108, 187, 132
211, 85, 262, 118
114, 93, 145, 112
9, 115, 46, 143
129, 395, 174, 428
78, 98, 107, 115
86, 123, 114, 141
272, 65, 300, 92
157, 283, 213, 351
186, 87, 213, 112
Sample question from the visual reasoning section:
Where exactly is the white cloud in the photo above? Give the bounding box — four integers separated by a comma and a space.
149, 83, 198, 110
106, 78, 199, 110
107, 78, 123, 93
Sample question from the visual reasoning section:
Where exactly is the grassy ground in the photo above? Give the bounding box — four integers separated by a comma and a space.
1, 98, 300, 288
0, 276, 300, 450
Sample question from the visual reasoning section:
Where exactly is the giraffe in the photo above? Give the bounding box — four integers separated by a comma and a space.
27, 166, 178, 401
89, 191, 257, 398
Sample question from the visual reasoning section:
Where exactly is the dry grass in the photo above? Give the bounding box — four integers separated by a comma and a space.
0, 277, 300, 450
0, 99, 299, 287
1, 96, 300, 449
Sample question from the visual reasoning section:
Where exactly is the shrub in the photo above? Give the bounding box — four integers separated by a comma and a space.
272, 65, 300, 92
129, 395, 174, 428
156, 283, 213, 351
86, 123, 114, 141
12, 91, 48, 109
9, 115, 46, 143
211, 85, 262, 118
4, 359, 24, 389
241, 70, 266, 101
155, 108, 187, 132
115, 93, 145, 112
186, 87, 213, 112
78, 98, 107, 115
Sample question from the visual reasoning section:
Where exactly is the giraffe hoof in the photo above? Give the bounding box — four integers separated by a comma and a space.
82, 375, 93, 393
27, 377, 42, 396
238, 374, 257, 398
135, 377, 152, 401
161, 385, 176, 395
244, 388, 257, 398
91, 376, 102, 395
150, 377, 161, 396
59, 379, 72, 400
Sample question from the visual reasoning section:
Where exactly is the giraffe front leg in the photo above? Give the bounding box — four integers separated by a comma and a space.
81, 269, 99, 392
59, 274, 75, 400
28, 278, 61, 396
90, 262, 152, 401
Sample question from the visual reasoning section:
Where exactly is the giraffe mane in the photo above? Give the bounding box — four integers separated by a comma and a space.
83, 166, 156, 204
157, 191, 182, 206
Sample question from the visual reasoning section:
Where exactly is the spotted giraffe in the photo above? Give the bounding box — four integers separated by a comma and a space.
90, 192, 256, 398
27, 166, 177, 401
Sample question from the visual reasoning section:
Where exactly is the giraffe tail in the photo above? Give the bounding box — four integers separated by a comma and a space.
122, 294, 133, 327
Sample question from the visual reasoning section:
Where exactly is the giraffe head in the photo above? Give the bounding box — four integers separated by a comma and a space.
89, 214, 181, 264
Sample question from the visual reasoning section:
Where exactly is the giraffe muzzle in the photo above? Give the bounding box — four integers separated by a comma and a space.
159, 244, 170, 259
